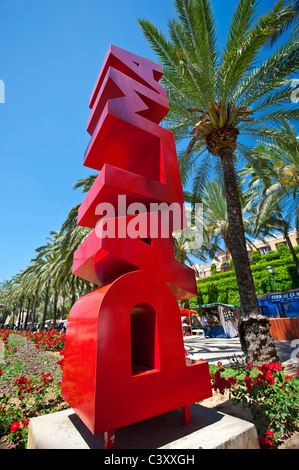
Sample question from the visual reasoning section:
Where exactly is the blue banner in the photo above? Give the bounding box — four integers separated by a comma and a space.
267, 291, 299, 303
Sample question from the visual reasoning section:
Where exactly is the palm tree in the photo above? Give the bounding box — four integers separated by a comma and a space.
13, 229, 87, 330
139, 0, 299, 365
1, 273, 26, 328
20, 259, 44, 330
241, 132, 299, 274
200, 178, 255, 257
258, 123, 299, 227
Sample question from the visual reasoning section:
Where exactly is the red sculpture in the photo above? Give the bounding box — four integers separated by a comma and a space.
61, 45, 212, 448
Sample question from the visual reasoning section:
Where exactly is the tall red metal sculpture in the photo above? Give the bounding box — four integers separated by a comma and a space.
61, 45, 212, 448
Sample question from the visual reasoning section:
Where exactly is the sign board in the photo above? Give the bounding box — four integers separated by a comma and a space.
267, 291, 299, 303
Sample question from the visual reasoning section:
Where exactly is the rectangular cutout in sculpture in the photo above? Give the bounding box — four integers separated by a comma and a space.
61, 45, 212, 446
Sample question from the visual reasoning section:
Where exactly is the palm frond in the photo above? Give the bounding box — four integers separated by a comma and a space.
219, 0, 274, 101
72, 174, 97, 193
235, 37, 299, 106
138, 18, 181, 73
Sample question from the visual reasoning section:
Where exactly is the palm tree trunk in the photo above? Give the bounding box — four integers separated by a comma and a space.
17, 298, 23, 330
61, 296, 66, 319
12, 307, 17, 328
0, 306, 7, 326
24, 298, 31, 330
41, 280, 50, 330
219, 147, 279, 366
53, 289, 58, 327
223, 236, 232, 257
31, 288, 39, 331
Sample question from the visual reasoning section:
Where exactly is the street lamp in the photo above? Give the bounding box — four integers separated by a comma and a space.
267, 264, 286, 317
267, 264, 278, 292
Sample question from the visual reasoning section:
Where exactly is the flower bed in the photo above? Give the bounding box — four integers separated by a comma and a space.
17, 329, 66, 352
0, 329, 66, 448
1, 329, 299, 448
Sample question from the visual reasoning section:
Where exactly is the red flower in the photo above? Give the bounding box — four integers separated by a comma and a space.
14, 376, 28, 386
0, 368, 2, 377
267, 376, 275, 385
259, 430, 275, 447
285, 375, 293, 382
10, 421, 20, 433
23, 419, 29, 427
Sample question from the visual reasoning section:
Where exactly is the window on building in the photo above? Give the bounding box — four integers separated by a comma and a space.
260, 246, 270, 255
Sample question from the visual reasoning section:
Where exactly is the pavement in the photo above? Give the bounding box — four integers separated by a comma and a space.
28, 404, 260, 449
184, 334, 299, 372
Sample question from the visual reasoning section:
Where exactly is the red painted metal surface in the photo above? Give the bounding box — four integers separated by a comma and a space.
61, 45, 212, 437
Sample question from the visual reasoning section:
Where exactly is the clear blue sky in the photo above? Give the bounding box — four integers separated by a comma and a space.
0, 0, 282, 281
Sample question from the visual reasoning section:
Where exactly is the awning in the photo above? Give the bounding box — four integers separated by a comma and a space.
179, 308, 197, 316
193, 303, 240, 310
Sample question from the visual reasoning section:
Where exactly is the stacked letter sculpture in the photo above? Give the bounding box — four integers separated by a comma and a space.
61, 45, 212, 448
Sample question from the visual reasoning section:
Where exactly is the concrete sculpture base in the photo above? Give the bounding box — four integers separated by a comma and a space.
27, 404, 259, 450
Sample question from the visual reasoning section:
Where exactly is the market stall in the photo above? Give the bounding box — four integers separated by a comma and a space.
179, 308, 198, 336
193, 303, 240, 338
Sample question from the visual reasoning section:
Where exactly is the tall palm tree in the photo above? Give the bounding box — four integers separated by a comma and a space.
139, 0, 299, 365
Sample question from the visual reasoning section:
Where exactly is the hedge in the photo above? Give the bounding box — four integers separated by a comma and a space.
191, 245, 299, 308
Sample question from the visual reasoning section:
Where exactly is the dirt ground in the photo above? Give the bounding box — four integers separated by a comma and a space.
0, 335, 63, 396
1, 335, 298, 449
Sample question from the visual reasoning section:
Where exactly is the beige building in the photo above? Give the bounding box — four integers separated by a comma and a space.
246, 229, 298, 256
193, 229, 298, 279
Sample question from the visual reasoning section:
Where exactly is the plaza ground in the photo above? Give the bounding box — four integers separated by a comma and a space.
184, 335, 299, 374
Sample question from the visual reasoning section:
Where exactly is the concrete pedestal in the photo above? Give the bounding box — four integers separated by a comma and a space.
27, 404, 259, 449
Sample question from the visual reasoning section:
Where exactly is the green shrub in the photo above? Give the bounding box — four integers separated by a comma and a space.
276, 243, 290, 257
251, 250, 262, 263
261, 251, 280, 262
194, 248, 299, 307
210, 263, 217, 275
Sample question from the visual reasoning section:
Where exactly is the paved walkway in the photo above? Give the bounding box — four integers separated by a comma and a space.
184, 335, 299, 370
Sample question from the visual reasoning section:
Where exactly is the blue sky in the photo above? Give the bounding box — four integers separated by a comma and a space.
0, 0, 284, 281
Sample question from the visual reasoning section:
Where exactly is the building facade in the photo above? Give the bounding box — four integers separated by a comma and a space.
193, 229, 298, 279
